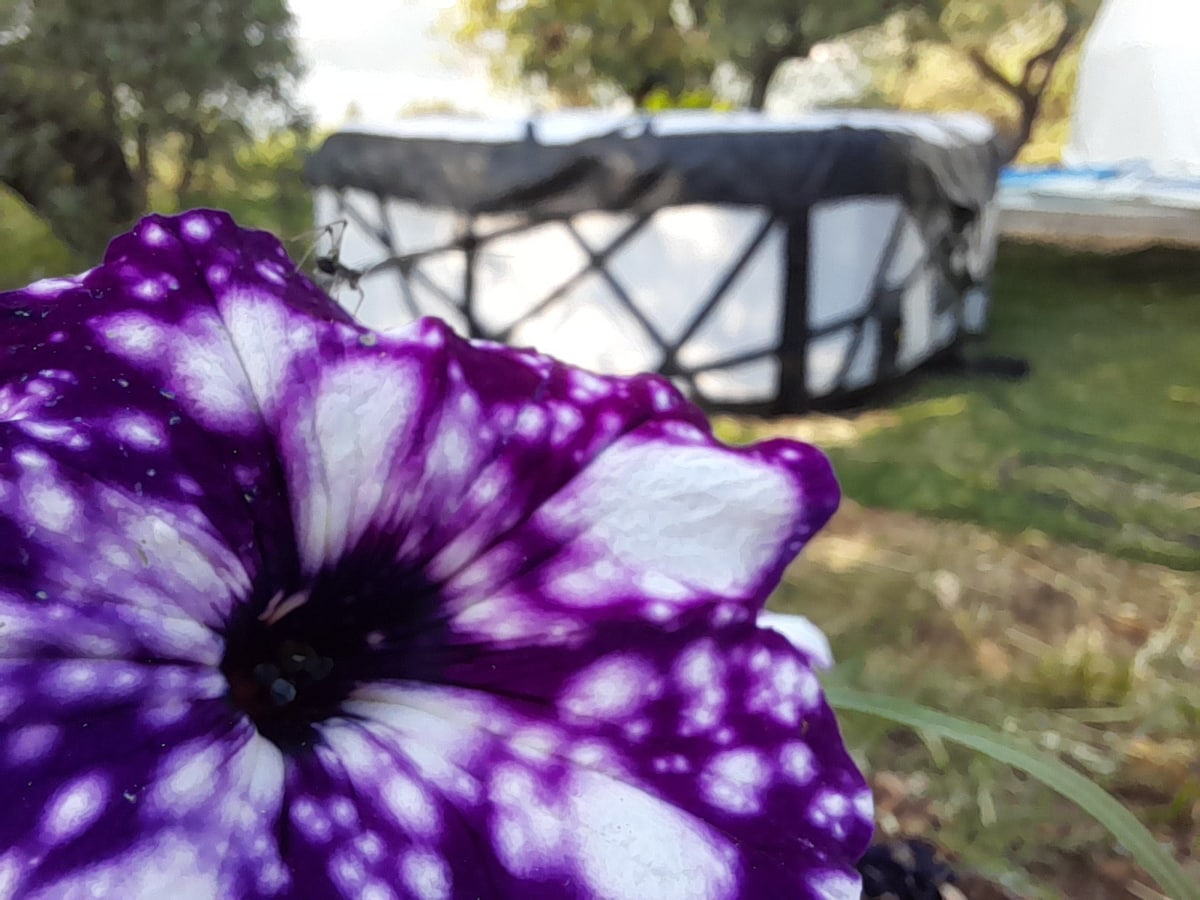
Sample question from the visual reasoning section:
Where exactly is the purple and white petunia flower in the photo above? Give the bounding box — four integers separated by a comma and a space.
0, 211, 872, 899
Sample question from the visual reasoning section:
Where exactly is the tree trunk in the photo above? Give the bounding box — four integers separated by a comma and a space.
96, 67, 121, 146
135, 121, 152, 195
748, 53, 784, 111
747, 68, 771, 111
747, 34, 808, 111
174, 123, 206, 203
0, 78, 141, 259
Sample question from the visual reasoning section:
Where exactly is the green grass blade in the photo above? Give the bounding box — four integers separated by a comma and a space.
826, 685, 1197, 900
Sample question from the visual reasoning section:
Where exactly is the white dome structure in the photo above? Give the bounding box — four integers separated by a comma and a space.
304, 110, 1002, 413
1065, 0, 1200, 176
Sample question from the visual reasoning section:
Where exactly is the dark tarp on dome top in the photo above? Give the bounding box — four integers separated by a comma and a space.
303, 110, 1004, 414
304, 116, 1001, 217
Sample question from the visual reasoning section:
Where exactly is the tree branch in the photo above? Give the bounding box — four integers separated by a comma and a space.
1018, 19, 1078, 96
964, 18, 1080, 162
966, 48, 1014, 96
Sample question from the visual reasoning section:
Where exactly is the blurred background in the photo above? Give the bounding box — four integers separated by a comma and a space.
2, 1, 1197, 897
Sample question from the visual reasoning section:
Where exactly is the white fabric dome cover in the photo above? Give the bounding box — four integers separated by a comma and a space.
305, 110, 1002, 412
1065, 0, 1200, 176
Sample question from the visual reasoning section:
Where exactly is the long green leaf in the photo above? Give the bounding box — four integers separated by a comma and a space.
826, 685, 1197, 900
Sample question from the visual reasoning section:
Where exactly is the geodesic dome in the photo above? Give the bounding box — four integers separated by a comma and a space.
304, 110, 1002, 413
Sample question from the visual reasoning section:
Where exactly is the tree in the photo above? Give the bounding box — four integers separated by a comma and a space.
693, 0, 915, 110
0, 68, 140, 260
0, 0, 305, 257
914, 0, 1100, 159
451, 0, 1097, 160
832, 2, 1096, 161
450, 0, 916, 109
450, 0, 715, 106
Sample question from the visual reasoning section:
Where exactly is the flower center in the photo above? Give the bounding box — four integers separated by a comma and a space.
252, 640, 335, 707
221, 602, 347, 750
219, 563, 441, 751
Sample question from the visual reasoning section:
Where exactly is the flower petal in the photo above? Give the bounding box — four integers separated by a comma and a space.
333, 615, 870, 897
757, 611, 836, 670
0, 212, 314, 895
438, 423, 837, 647
5, 213, 830, 640
277, 720, 480, 900
0, 659, 289, 898
1, 211, 868, 899
238, 315, 713, 581
0, 214, 319, 658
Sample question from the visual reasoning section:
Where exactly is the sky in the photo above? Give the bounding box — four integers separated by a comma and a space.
289, 0, 523, 126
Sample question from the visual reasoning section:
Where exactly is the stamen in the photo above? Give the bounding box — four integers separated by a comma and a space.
258, 589, 311, 625
269, 679, 298, 706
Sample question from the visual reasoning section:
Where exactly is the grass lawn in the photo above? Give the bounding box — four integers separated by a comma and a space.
721, 243, 1200, 572
773, 502, 1199, 898
732, 241, 1200, 897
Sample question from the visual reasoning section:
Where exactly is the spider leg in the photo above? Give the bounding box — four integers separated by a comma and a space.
289, 219, 348, 276
348, 281, 368, 320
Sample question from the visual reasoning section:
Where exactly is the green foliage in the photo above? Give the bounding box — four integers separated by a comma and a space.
715, 242, 1200, 570
4, 1, 301, 123
858, 0, 1098, 154
449, 0, 899, 107
452, 0, 1096, 158
0, 69, 137, 258
171, 128, 316, 241
697, 0, 914, 106
0, 188, 79, 291
640, 87, 734, 111
0, 128, 314, 288
826, 686, 1199, 900
450, 0, 714, 104
0, 0, 304, 253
